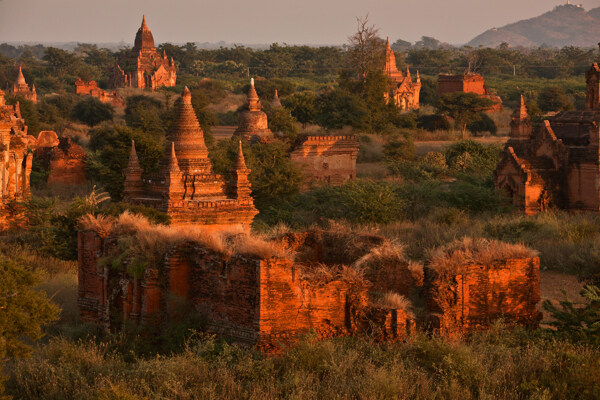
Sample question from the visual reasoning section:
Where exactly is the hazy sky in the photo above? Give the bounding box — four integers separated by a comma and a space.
2, 0, 600, 45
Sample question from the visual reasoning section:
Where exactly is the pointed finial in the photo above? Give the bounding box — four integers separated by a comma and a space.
250, 77, 255, 87
168, 142, 180, 172
17, 65, 26, 85
406, 65, 411, 77
163, 49, 167, 58
236, 140, 247, 169
141, 15, 148, 29
182, 86, 192, 104
520, 94, 526, 107
416, 70, 420, 81
386, 36, 391, 49
127, 140, 141, 169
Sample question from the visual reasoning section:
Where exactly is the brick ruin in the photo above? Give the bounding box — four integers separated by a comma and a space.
75, 79, 125, 107
78, 214, 542, 350
108, 16, 177, 90
233, 78, 274, 143
383, 38, 421, 110
124, 87, 258, 231
34, 131, 88, 186
11, 66, 37, 104
495, 90, 600, 214
0, 89, 36, 229
438, 73, 502, 111
290, 135, 360, 187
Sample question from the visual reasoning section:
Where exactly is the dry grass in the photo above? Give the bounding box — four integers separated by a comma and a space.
427, 237, 538, 276
80, 212, 292, 267
372, 292, 413, 314
299, 263, 366, 286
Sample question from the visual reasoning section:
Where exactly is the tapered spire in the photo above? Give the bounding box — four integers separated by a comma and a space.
406, 65, 411, 78
141, 15, 148, 30
134, 14, 155, 50
247, 78, 261, 111
17, 66, 26, 85
127, 140, 141, 169
416, 70, 420, 82
271, 89, 282, 108
236, 141, 247, 169
386, 36, 391, 50
168, 142, 180, 172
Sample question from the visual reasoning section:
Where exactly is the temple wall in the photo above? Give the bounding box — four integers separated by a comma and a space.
424, 258, 542, 338
567, 163, 600, 211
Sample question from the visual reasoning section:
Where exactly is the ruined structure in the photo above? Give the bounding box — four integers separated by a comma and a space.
11, 66, 37, 104
107, 16, 177, 90
34, 131, 87, 186
123, 87, 258, 231
0, 89, 36, 229
75, 79, 125, 107
495, 93, 600, 214
438, 73, 502, 111
290, 135, 360, 187
78, 216, 542, 350
234, 79, 273, 143
424, 239, 541, 337
383, 38, 421, 110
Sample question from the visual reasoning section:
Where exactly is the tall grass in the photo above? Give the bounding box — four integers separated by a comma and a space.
7, 326, 600, 399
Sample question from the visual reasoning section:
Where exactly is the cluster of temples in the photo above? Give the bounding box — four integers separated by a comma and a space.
11, 66, 37, 104
383, 38, 421, 110
494, 52, 600, 214
124, 87, 258, 231
75, 79, 125, 107
108, 16, 177, 90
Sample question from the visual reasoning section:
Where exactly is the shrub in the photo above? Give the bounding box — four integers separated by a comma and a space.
417, 114, 451, 132
383, 134, 416, 162
444, 140, 502, 177
71, 97, 114, 126
467, 112, 497, 135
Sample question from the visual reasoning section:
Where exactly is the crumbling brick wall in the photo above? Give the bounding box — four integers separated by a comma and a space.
424, 258, 542, 337
34, 136, 87, 186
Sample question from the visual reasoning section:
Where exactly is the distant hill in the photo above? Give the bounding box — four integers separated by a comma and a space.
468, 4, 600, 48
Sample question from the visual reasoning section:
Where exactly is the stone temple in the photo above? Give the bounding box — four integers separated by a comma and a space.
495, 78, 600, 214
233, 78, 274, 143
383, 38, 421, 110
124, 87, 258, 231
438, 72, 502, 111
11, 66, 37, 104
0, 89, 36, 228
108, 16, 177, 90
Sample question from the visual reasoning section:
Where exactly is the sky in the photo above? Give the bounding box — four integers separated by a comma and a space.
2, 0, 600, 46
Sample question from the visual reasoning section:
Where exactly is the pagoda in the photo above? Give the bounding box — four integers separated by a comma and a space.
12, 66, 37, 104
383, 38, 420, 110
234, 79, 274, 143
124, 87, 258, 231
108, 16, 177, 90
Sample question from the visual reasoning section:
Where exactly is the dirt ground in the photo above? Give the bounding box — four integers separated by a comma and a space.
539, 270, 586, 323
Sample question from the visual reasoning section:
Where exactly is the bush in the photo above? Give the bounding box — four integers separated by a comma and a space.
71, 97, 114, 126
124, 95, 166, 135
444, 140, 502, 177
538, 86, 573, 112
467, 113, 497, 135
383, 134, 416, 162
417, 114, 451, 132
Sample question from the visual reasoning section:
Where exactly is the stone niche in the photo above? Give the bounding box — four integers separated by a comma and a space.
78, 216, 542, 351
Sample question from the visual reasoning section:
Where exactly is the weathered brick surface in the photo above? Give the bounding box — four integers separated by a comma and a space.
34, 136, 87, 186
290, 135, 360, 187
75, 79, 125, 107
424, 258, 542, 337
438, 73, 502, 111
234, 79, 273, 143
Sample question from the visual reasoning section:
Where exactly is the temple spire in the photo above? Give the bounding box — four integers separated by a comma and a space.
168, 142, 180, 172
17, 65, 26, 85
406, 65, 411, 78
416, 70, 421, 82
247, 78, 261, 111
182, 86, 192, 104
236, 141, 247, 169
386, 36, 391, 50
127, 140, 141, 169
141, 15, 148, 30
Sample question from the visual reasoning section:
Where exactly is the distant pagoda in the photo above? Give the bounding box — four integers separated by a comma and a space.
108, 15, 177, 90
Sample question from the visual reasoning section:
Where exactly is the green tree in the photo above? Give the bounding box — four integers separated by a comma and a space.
0, 256, 59, 393
266, 106, 298, 140
436, 93, 495, 137
87, 124, 164, 199
124, 95, 166, 135
444, 140, 502, 177
467, 113, 497, 135
283, 91, 316, 127
383, 133, 416, 162
72, 97, 114, 126
538, 87, 573, 112
210, 139, 303, 211
314, 89, 368, 130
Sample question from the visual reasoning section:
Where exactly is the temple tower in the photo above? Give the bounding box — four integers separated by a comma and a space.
510, 95, 532, 140
234, 78, 273, 142
123, 140, 144, 201
228, 141, 252, 199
